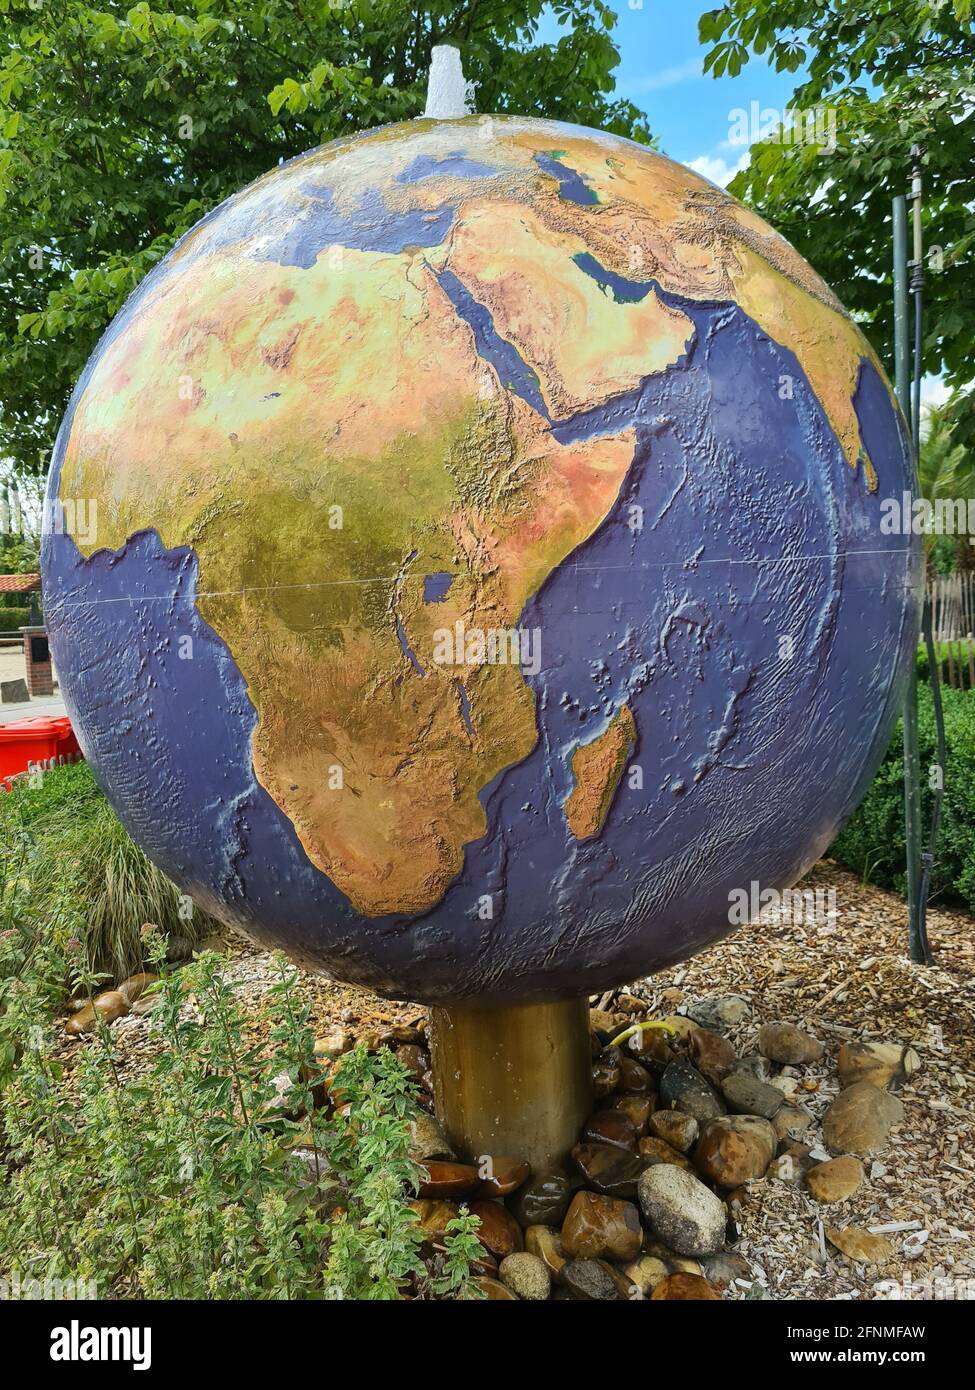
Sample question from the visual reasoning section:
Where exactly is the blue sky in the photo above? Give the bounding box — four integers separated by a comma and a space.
539, 3, 809, 186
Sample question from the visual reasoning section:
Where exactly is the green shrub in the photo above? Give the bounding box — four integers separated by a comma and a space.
0, 938, 481, 1300
0, 762, 216, 988
0, 605, 30, 630
916, 639, 975, 689
829, 683, 975, 910
0, 783, 486, 1300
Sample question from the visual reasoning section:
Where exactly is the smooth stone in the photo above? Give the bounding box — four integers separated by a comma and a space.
685, 995, 751, 1033
628, 1029, 675, 1075
729, 1054, 770, 1081
610, 1093, 654, 1136
416, 1161, 477, 1198
116, 972, 157, 1005
165, 934, 193, 963
314, 1027, 352, 1060
512, 1168, 573, 1228
616, 992, 645, 1014
410, 1198, 461, 1240
562, 1258, 634, 1301
761, 1132, 808, 1181
589, 1009, 623, 1036
592, 1046, 622, 1099
583, 1108, 637, 1151
702, 1251, 754, 1289
758, 1022, 824, 1065
694, 1115, 777, 1188
837, 1041, 920, 1091
409, 1113, 455, 1162
618, 1056, 653, 1092
649, 1110, 699, 1153
524, 1224, 568, 1282
499, 1251, 550, 1301
469, 1251, 499, 1279
472, 1156, 530, 1198
130, 994, 162, 1017
659, 1014, 700, 1042
720, 1070, 784, 1119
561, 1190, 642, 1261
386, 1022, 424, 1046
572, 1142, 645, 1198
826, 1226, 895, 1265
469, 1200, 524, 1259
806, 1155, 865, 1203
65, 990, 128, 1036
772, 1102, 816, 1142
660, 1057, 726, 1122
780, 1139, 813, 1163
394, 1044, 429, 1078
643, 1240, 703, 1274
823, 1082, 904, 1155
637, 1165, 726, 1257
651, 1272, 721, 1300
193, 932, 229, 956
267, 1069, 296, 1115
623, 1255, 669, 1297
688, 1027, 737, 1085
637, 1136, 694, 1172
469, 1276, 518, 1300
768, 1153, 806, 1183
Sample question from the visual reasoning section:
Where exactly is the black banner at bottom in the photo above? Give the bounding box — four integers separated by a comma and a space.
0, 1293, 967, 1373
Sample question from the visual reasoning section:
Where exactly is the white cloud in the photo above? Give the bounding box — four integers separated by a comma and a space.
921, 376, 951, 410
687, 152, 751, 188
624, 59, 702, 95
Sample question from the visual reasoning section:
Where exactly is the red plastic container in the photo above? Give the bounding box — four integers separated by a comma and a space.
0, 715, 83, 789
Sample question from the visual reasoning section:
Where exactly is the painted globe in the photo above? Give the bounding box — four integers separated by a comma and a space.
42, 117, 920, 1005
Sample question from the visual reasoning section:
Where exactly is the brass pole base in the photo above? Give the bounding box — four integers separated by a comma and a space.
429, 997, 592, 1174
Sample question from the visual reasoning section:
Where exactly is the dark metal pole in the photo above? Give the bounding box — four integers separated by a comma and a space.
893, 195, 925, 963
910, 146, 938, 965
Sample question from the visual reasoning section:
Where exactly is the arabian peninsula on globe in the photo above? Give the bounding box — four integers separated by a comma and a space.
42, 117, 919, 1005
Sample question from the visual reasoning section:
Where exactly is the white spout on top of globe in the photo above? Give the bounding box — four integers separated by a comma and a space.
423, 44, 475, 119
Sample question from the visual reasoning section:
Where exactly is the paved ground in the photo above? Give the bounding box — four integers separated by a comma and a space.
0, 642, 65, 722
0, 693, 67, 724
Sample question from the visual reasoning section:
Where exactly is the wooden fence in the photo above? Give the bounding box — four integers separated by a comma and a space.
925, 573, 975, 690
928, 572, 975, 642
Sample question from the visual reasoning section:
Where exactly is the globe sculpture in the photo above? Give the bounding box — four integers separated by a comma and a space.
42, 114, 919, 1160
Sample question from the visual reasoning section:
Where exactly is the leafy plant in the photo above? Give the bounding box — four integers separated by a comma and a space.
0, 934, 481, 1299
431, 1209, 487, 1298
0, 762, 215, 986
918, 398, 975, 570
829, 682, 975, 910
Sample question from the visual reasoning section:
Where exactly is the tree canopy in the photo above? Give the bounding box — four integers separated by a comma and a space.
699, 0, 975, 449
0, 0, 650, 478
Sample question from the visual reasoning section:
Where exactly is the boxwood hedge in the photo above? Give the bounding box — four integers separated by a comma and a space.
829, 680, 975, 912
